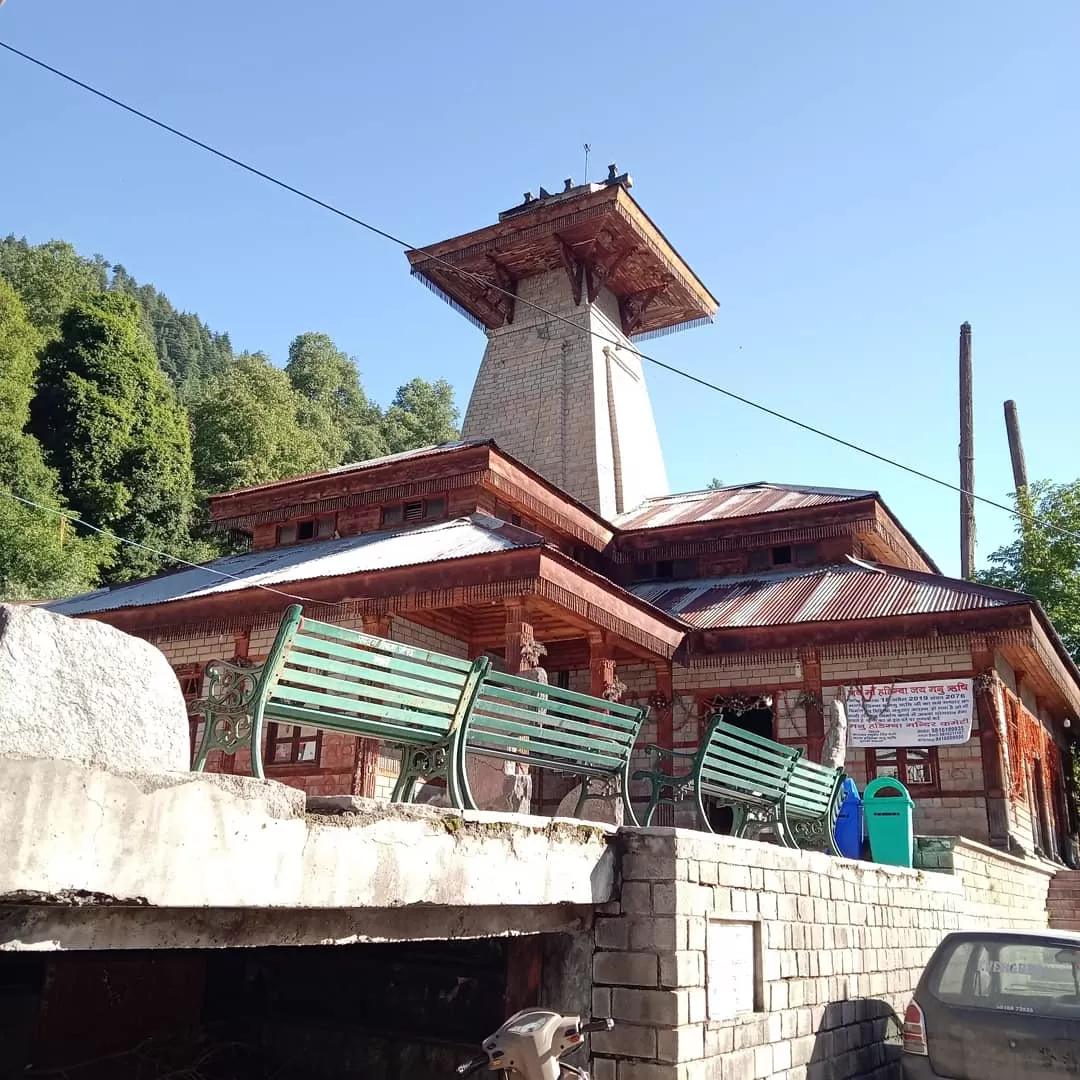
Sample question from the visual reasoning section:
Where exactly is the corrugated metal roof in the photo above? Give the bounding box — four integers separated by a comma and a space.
47, 514, 542, 617
631, 558, 1028, 629
614, 483, 875, 530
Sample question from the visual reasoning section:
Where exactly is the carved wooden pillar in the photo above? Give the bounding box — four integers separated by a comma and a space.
504, 597, 534, 674
800, 649, 825, 762
972, 640, 1012, 851
589, 631, 616, 698
352, 613, 391, 799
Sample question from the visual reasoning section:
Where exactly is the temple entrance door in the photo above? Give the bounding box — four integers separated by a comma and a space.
706, 704, 775, 835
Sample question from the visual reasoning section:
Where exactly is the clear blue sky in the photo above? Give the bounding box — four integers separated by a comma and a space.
2, 1, 1077, 577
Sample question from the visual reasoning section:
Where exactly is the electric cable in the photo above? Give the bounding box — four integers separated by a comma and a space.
2, 38, 1077, 546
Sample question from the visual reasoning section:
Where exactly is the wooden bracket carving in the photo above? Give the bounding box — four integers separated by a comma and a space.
556, 236, 584, 306
587, 245, 636, 304
484, 255, 517, 325
619, 278, 671, 336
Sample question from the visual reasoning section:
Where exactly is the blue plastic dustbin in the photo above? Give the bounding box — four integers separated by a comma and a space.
833, 777, 863, 859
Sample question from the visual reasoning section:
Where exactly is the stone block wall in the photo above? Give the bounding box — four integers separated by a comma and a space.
590, 829, 1055, 1080
461, 269, 668, 517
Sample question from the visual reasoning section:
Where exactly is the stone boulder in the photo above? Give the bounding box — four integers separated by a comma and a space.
555, 781, 625, 825
0, 604, 190, 773
414, 755, 533, 814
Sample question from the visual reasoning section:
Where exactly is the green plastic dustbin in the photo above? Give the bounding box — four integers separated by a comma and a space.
863, 776, 915, 868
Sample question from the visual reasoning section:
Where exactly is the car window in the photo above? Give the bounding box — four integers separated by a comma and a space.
931, 939, 1080, 1018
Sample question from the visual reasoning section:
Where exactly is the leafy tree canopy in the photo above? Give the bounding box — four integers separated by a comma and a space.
0, 281, 108, 600
0, 236, 108, 336
380, 377, 460, 456
29, 291, 196, 583
189, 351, 336, 495
976, 480, 1080, 663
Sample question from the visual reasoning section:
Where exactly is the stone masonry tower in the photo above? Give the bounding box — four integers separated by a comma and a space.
407, 168, 717, 518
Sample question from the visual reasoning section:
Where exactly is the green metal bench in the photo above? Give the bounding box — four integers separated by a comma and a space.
190, 606, 647, 822
191, 604, 490, 804
633, 717, 802, 841
461, 670, 647, 825
778, 756, 845, 856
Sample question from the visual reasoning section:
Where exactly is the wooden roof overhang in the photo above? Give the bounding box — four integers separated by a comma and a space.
406, 184, 718, 340
89, 545, 686, 665
686, 604, 1080, 718
614, 497, 938, 574
207, 441, 615, 553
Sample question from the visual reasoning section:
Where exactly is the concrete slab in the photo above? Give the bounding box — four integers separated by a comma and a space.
1, 757, 616, 915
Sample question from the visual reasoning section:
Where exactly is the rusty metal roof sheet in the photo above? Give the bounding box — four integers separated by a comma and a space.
631, 558, 1028, 629
614, 483, 875, 530
47, 515, 543, 617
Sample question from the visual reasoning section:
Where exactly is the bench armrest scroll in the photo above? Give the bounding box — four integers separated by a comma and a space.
188, 658, 266, 717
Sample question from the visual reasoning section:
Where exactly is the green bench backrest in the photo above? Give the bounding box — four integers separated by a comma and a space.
266, 610, 480, 745
467, 670, 645, 775
699, 720, 801, 803
785, 758, 842, 818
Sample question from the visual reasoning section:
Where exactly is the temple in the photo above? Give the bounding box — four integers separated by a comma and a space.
47, 173, 1080, 863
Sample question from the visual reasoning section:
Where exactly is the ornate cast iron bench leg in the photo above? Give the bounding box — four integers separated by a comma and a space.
190, 659, 266, 778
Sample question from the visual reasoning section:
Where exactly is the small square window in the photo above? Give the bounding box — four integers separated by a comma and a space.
317, 514, 337, 538
747, 549, 770, 571
771, 545, 793, 566
424, 496, 446, 520
510, 513, 522, 526
632, 563, 655, 581
794, 543, 816, 564
382, 505, 403, 526
277, 523, 298, 545
403, 500, 424, 523
296, 519, 316, 541
673, 558, 698, 578
656, 560, 674, 579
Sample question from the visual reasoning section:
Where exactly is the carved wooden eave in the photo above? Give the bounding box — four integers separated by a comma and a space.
407, 183, 718, 338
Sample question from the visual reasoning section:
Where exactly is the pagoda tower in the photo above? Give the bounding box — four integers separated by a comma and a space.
407, 168, 717, 518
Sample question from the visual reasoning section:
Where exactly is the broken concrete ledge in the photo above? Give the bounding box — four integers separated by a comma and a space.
0, 757, 616, 911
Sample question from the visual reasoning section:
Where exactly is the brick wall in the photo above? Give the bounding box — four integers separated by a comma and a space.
590, 830, 1055, 1080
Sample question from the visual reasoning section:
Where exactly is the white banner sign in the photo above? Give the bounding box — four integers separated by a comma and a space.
846, 678, 974, 748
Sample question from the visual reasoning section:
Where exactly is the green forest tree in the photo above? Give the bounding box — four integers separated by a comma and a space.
110, 263, 234, 396
29, 292, 196, 583
0, 236, 108, 336
285, 332, 387, 464
0, 280, 108, 600
189, 352, 336, 495
380, 377, 460, 455
0, 235, 466, 594
977, 481, 1080, 663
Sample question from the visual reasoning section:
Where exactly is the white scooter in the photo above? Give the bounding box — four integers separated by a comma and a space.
456, 1010, 614, 1080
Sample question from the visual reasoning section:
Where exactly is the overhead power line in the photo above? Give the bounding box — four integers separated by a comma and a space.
2, 38, 1078, 548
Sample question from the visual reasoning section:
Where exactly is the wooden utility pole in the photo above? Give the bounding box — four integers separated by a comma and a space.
1004, 399, 1029, 495
959, 322, 976, 579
